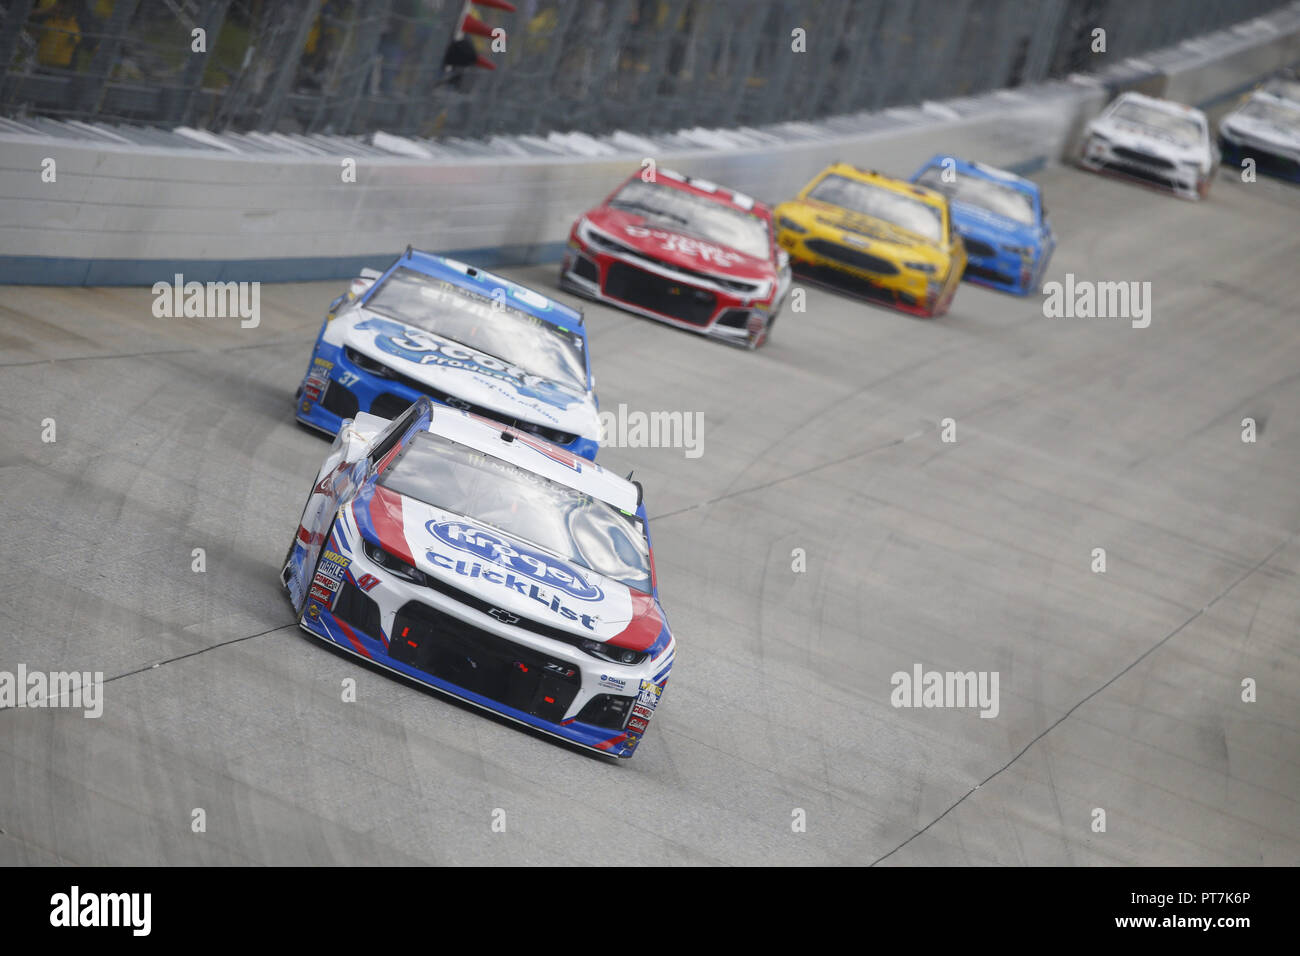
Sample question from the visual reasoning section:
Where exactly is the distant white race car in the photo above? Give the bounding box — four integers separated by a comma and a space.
1078, 91, 1218, 200
1218, 89, 1300, 184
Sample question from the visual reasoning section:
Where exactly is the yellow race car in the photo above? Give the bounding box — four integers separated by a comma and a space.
774, 163, 966, 317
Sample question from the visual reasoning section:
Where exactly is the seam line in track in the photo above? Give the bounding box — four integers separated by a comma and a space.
0, 621, 297, 715
868, 533, 1293, 866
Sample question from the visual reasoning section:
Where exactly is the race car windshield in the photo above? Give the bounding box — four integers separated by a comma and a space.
1237, 96, 1300, 128
1110, 102, 1203, 145
1263, 78, 1300, 102
914, 167, 1036, 225
381, 432, 653, 593
608, 180, 771, 259
366, 268, 588, 391
806, 175, 943, 242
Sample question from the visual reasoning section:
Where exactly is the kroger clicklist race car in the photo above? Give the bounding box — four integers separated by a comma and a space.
1218, 89, 1300, 184
283, 397, 675, 758
773, 162, 967, 317
296, 249, 601, 460
561, 168, 791, 349
910, 155, 1055, 296
1078, 91, 1218, 200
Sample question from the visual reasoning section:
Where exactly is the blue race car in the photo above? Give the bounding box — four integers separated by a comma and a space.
295, 249, 601, 460
910, 156, 1055, 296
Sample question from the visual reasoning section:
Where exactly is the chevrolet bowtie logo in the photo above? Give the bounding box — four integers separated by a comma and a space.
489, 608, 519, 624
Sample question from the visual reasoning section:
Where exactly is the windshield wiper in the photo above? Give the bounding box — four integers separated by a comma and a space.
610, 200, 689, 225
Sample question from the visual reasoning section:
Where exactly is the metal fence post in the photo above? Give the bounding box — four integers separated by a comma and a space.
72, 0, 142, 118
0, 0, 37, 110
329, 0, 392, 135
257, 0, 324, 131
174, 0, 232, 128
715, 3, 766, 128
1020, 0, 1067, 84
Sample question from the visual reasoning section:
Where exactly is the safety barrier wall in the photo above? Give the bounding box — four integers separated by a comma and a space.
1, 4, 1298, 286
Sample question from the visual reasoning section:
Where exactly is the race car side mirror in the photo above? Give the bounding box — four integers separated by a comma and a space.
777, 250, 790, 270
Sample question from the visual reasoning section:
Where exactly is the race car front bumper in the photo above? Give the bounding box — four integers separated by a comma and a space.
292, 517, 672, 759
560, 242, 773, 348
958, 235, 1038, 296
1079, 136, 1207, 199
1218, 134, 1300, 184
777, 231, 952, 316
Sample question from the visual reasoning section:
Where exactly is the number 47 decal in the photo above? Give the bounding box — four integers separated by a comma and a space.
356, 574, 381, 592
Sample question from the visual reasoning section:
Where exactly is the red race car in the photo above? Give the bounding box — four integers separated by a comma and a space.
560, 168, 792, 349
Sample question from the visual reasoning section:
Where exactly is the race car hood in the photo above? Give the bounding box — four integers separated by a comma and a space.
1219, 110, 1300, 157
334, 310, 599, 441
585, 206, 774, 282
349, 486, 667, 651
786, 198, 946, 260
1088, 115, 1208, 166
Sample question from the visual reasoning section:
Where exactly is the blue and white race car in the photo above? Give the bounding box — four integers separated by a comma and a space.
910, 155, 1055, 296
295, 249, 601, 460
282, 397, 674, 758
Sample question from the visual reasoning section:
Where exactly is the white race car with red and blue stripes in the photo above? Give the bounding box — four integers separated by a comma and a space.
281, 396, 674, 758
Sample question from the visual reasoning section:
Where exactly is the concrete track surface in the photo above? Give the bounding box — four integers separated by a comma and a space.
1, 164, 1298, 866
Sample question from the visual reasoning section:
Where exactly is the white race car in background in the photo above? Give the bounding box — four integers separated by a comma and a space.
1218, 88, 1300, 184
1078, 91, 1219, 199
1260, 74, 1300, 105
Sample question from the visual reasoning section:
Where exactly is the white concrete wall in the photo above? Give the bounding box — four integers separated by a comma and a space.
0, 2, 1296, 285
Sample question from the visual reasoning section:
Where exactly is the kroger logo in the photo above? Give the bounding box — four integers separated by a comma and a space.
428, 520, 603, 601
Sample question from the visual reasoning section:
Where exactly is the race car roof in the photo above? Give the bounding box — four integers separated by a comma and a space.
426, 406, 640, 514
371, 248, 585, 333
914, 154, 1039, 192
649, 167, 767, 215
815, 161, 949, 209
1107, 90, 1207, 121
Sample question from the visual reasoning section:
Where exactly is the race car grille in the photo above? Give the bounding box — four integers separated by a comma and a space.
965, 264, 1017, 286
345, 347, 579, 446
1111, 147, 1174, 170
962, 238, 997, 258
792, 261, 900, 305
715, 308, 752, 329
573, 255, 599, 283
370, 392, 418, 421
415, 571, 648, 664
603, 261, 716, 326
1221, 144, 1300, 179
575, 693, 634, 731
321, 382, 359, 421
420, 573, 587, 645
331, 581, 384, 640
606, 245, 765, 297
803, 239, 900, 275
389, 601, 581, 723
1097, 160, 1178, 188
